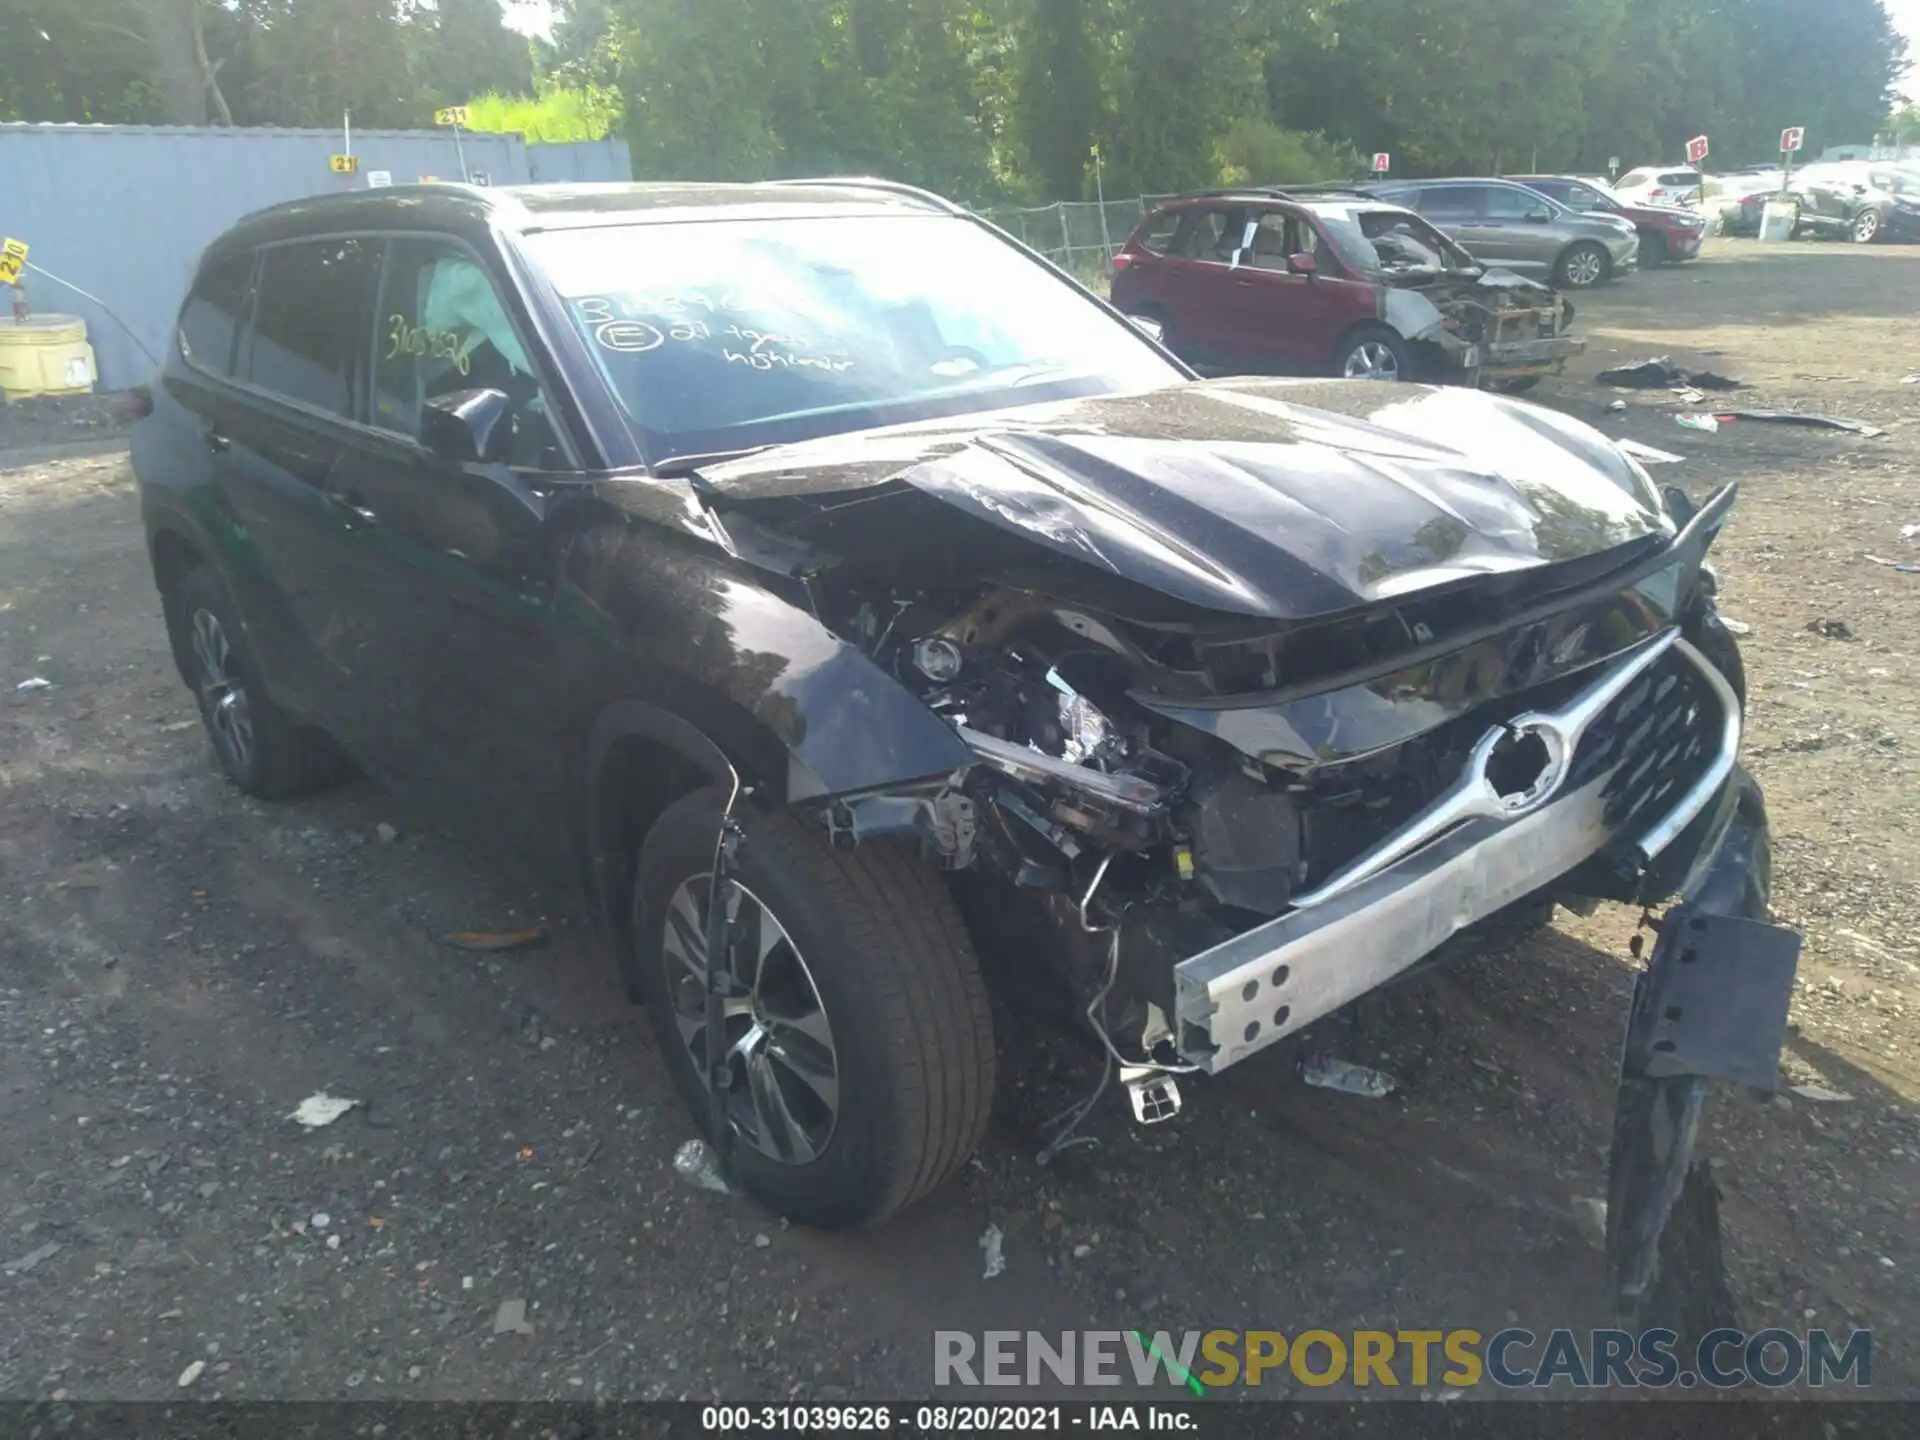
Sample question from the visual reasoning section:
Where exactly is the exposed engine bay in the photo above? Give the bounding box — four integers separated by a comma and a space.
684, 377, 1800, 1321
1351, 207, 1583, 379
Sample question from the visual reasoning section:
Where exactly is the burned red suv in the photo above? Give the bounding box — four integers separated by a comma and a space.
1111, 189, 1583, 389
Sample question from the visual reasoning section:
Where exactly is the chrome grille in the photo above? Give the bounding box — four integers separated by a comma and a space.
1566, 648, 1722, 833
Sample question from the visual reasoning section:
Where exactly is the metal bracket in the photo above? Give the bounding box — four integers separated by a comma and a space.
703, 768, 750, 1185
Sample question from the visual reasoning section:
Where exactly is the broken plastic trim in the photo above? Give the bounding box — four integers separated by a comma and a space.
1288, 628, 1681, 910
954, 726, 1165, 815
702, 765, 749, 1186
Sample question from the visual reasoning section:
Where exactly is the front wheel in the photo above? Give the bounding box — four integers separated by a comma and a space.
1335, 325, 1414, 382
1851, 209, 1882, 244
633, 788, 995, 1228
1555, 241, 1611, 289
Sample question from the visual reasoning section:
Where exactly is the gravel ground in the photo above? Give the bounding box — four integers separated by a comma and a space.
0, 240, 1915, 1403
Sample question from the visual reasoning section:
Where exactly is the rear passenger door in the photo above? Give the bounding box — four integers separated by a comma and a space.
214, 236, 386, 734
1152, 204, 1248, 362
1419, 185, 1508, 264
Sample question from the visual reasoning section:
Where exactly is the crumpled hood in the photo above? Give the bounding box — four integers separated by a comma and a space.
697, 378, 1672, 621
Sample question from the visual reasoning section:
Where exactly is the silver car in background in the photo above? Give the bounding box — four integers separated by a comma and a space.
1365, 177, 1641, 288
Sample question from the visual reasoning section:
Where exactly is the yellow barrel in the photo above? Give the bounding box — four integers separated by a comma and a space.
0, 314, 98, 400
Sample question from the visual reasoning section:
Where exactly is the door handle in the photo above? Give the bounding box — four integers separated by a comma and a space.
205, 429, 230, 454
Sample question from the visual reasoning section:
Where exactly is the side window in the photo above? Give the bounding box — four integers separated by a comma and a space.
1137, 209, 1182, 254
243, 238, 379, 417
1248, 212, 1291, 268
1286, 215, 1324, 260
1419, 186, 1484, 219
178, 252, 254, 378
372, 238, 558, 468
1482, 186, 1546, 220
1660, 172, 1693, 188
1176, 207, 1242, 263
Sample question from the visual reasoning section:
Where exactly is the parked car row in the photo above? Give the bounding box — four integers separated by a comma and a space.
1107, 167, 1714, 389
1109, 188, 1585, 390
1715, 160, 1920, 243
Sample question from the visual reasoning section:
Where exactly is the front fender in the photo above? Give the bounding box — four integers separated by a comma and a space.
559, 518, 972, 803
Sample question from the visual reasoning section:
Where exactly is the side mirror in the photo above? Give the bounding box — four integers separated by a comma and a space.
1287, 251, 1317, 275
421, 388, 514, 465
1126, 314, 1165, 345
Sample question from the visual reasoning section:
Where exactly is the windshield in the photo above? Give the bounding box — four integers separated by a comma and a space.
521, 214, 1180, 462
1315, 206, 1480, 278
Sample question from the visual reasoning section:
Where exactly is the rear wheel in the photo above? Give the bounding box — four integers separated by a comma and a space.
1637, 230, 1669, 267
633, 788, 995, 1228
1490, 376, 1541, 395
1334, 325, 1414, 382
1851, 208, 1882, 244
169, 565, 348, 799
1555, 241, 1611, 288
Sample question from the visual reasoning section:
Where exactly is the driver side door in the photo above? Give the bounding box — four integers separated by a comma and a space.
340, 235, 574, 863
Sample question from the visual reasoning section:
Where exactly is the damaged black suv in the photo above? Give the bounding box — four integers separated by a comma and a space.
135, 181, 1796, 1310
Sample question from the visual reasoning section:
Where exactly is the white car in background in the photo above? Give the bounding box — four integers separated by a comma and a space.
1614, 165, 1704, 207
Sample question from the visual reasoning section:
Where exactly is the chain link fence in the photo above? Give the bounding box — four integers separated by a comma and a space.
978, 198, 1173, 274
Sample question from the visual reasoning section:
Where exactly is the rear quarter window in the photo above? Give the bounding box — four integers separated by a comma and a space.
177, 252, 255, 378
241, 238, 381, 417
1136, 209, 1182, 254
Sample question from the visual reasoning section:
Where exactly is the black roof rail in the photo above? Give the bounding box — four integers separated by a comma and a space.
767, 176, 962, 213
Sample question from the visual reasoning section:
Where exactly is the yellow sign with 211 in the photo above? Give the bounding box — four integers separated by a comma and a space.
434, 106, 469, 126
329, 154, 360, 174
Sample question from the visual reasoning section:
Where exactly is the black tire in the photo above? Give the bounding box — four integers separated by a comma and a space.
633, 787, 995, 1228
1850, 208, 1883, 244
1490, 375, 1541, 395
1554, 240, 1611, 288
170, 565, 349, 799
1637, 229, 1669, 267
1333, 324, 1415, 382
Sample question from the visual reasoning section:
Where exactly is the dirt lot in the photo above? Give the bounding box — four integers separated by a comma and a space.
1, 240, 1916, 1404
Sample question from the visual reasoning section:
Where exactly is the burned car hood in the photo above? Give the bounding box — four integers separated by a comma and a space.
695, 378, 1671, 622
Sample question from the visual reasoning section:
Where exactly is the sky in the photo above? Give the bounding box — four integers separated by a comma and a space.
500, 0, 557, 43
1893, 0, 1920, 95
494, 0, 1918, 101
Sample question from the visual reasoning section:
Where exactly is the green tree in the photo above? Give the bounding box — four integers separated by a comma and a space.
1014, 0, 1100, 197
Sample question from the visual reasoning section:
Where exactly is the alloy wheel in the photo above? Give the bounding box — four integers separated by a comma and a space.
1852, 211, 1879, 243
190, 608, 254, 773
661, 875, 840, 1164
1564, 247, 1605, 286
1343, 341, 1401, 381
